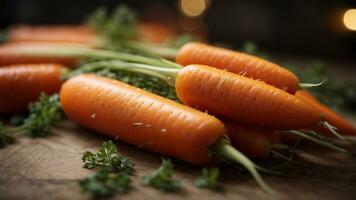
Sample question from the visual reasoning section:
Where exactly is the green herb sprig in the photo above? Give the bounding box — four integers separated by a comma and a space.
80, 168, 131, 199
141, 159, 181, 192
195, 168, 222, 191
82, 140, 134, 174
0, 93, 62, 148
80, 140, 134, 199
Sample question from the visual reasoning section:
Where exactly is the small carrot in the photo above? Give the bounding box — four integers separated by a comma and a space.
175, 42, 300, 94
8, 25, 97, 44
296, 90, 356, 135
60, 74, 273, 193
0, 42, 81, 67
76, 60, 323, 130
0, 64, 65, 113
264, 131, 281, 144
137, 22, 176, 44
224, 121, 271, 158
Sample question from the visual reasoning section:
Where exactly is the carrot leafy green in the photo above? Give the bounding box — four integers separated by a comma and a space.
141, 159, 181, 192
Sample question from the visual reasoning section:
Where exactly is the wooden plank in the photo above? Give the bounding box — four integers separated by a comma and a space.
1, 120, 356, 200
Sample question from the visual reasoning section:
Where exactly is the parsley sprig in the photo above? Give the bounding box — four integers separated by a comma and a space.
141, 159, 181, 192
80, 168, 131, 199
82, 140, 134, 174
0, 93, 62, 148
80, 140, 134, 199
195, 168, 222, 191
0, 122, 15, 148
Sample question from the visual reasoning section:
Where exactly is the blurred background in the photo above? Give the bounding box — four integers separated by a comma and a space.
0, 0, 355, 61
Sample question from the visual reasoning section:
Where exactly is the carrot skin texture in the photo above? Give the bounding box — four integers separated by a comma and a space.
60, 74, 226, 166
176, 42, 299, 94
8, 25, 97, 44
0, 64, 64, 113
0, 43, 78, 67
175, 65, 322, 129
225, 121, 270, 158
296, 90, 356, 135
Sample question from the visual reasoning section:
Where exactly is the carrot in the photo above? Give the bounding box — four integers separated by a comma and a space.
175, 42, 300, 94
225, 121, 271, 158
8, 25, 96, 44
0, 42, 80, 67
76, 61, 323, 130
137, 22, 176, 44
296, 90, 356, 135
0, 64, 64, 113
175, 65, 322, 129
60, 74, 273, 193
60, 74, 225, 165
7, 24, 175, 45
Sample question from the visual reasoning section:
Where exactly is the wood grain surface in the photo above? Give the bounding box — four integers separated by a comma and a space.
1, 119, 356, 200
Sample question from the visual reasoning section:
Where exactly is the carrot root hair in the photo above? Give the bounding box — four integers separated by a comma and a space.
288, 130, 351, 154
299, 80, 325, 89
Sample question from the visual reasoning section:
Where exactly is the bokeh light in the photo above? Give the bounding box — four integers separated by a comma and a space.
343, 9, 356, 31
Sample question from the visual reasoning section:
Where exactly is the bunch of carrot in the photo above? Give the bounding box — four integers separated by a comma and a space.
1, 4, 355, 194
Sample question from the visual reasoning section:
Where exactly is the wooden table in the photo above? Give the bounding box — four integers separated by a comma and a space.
1, 119, 356, 200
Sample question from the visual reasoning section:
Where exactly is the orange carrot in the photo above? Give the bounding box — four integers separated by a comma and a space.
60, 74, 226, 166
7, 24, 176, 45
0, 42, 80, 67
0, 64, 65, 113
137, 22, 176, 44
8, 25, 96, 44
175, 42, 300, 94
175, 65, 322, 129
60, 74, 273, 192
225, 121, 271, 158
296, 90, 356, 135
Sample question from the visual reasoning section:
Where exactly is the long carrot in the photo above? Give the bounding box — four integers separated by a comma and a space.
76, 60, 323, 130
7, 23, 176, 45
0, 64, 64, 113
8, 25, 97, 44
175, 42, 300, 94
0, 42, 81, 67
60, 74, 273, 193
296, 90, 356, 135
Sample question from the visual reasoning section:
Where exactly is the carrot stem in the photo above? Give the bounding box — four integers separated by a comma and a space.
299, 80, 325, 89
14, 44, 181, 69
121, 40, 179, 59
288, 130, 350, 153
212, 138, 274, 194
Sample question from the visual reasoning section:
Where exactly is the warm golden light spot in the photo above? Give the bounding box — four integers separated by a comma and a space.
179, 0, 207, 17
343, 9, 356, 31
